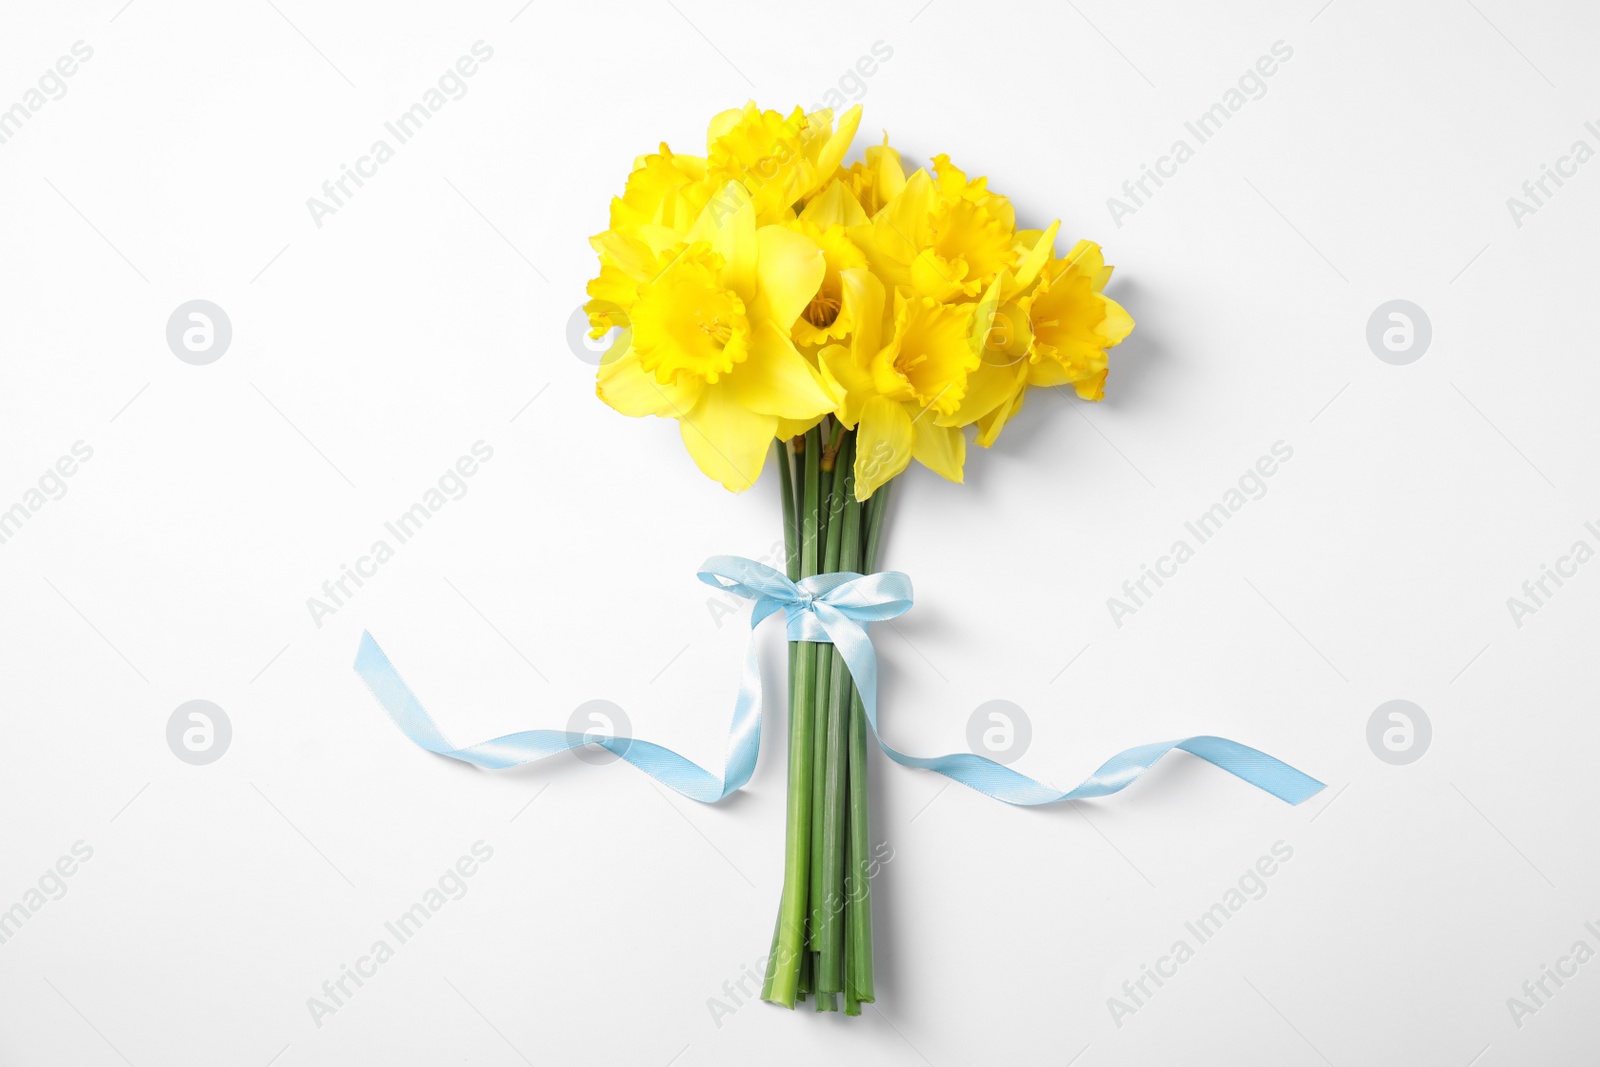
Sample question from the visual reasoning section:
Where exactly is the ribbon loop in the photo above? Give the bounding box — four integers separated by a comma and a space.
695, 555, 914, 643
356, 556, 1324, 808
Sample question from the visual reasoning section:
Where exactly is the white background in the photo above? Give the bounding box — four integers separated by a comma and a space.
1, 0, 1595, 1063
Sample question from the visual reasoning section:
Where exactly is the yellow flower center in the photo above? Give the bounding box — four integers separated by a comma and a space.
884, 297, 977, 416
804, 289, 840, 330
790, 221, 866, 345
630, 243, 750, 386
927, 198, 1016, 293
1027, 269, 1100, 371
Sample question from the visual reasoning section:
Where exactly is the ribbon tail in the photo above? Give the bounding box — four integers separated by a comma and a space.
353, 630, 763, 803
819, 617, 1324, 807
1175, 736, 1325, 805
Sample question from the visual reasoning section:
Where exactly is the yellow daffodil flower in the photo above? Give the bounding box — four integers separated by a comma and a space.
947, 237, 1134, 445
848, 155, 1018, 303
591, 182, 840, 491
819, 277, 978, 499
608, 144, 709, 237
705, 102, 862, 225
1027, 240, 1134, 395
930, 154, 1015, 233
835, 135, 906, 218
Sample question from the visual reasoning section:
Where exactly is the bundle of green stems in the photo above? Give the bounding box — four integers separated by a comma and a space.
760, 419, 890, 1014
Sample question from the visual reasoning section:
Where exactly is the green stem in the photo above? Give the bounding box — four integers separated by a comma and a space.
863, 478, 891, 573
842, 836, 862, 1017
809, 427, 849, 958
813, 422, 832, 582
765, 426, 823, 1008
814, 984, 837, 1013
845, 478, 891, 1003
762, 439, 801, 1003
843, 694, 875, 1003
779, 437, 799, 583
817, 433, 857, 993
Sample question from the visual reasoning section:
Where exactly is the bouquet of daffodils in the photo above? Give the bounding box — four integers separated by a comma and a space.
585, 102, 1132, 1013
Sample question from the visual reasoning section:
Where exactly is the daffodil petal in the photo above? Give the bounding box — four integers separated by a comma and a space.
1099, 295, 1134, 346
876, 168, 934, 262
776, 415, 825, 440
820, 342, 875, 429
853, 395, 913, 500
1074, 369, 1108, 401
752, 225, 825, 329
939, 359, 1025, 428
967, 273, 1006, 359
912, 418, 965, 482
728, 320, 839, 419
590, 229, 656, 277
633, 222, 690, 259
686, 180, 757, 303
1028, 337, 1108, 388
1062, 238, 1106, 279
810, 104, 862, 180
974, 388, 1025, 447
596, 343, 704, 418
706, 104, 748, 153
1010, 219, 1059, 293
800, 180, 870, 228
679, 382, 777, 492
865, 138, 906, 212
911, 250, 968, 301
840, 267, 884, 363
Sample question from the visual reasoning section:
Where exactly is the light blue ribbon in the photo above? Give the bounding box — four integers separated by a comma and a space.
354, 555, 1324, 807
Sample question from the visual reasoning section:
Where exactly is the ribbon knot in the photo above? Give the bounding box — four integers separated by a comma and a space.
355, 555, 1323, 809
697, 555, 914, 645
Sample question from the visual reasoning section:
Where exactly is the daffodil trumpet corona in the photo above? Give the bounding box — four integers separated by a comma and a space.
585, 103, 1133, 1013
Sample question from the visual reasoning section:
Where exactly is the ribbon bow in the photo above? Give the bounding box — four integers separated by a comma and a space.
354, 556, 1323, 807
